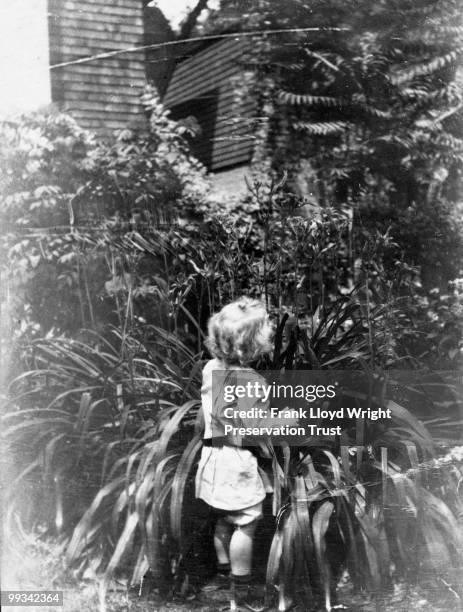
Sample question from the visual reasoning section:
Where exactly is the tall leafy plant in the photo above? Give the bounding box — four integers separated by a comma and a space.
0, 92, 209, 349
3, 94, 462, 610
207, 0, 463, 287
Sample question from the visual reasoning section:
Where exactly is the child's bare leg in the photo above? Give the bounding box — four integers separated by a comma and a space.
202, 518, 233, 592
229, 520, 257, 575
214, 517, 232, 565
229, 522, 267, 611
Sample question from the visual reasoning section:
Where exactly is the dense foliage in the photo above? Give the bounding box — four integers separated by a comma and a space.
208, 0, 463, 289
0, 95, 208, 346
2, 2, 463, 605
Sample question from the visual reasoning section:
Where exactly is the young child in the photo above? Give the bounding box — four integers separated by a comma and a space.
195, 297, 273, 612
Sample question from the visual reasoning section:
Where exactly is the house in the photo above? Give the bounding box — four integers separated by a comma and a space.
3, 1, 257, 191
48, 0, 146, 135
47, 0, 175, 136
1, 0, 172, 135
162, 36, 256, 194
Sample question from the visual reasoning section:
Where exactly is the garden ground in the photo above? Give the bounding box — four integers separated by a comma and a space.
2, 532, 461, 612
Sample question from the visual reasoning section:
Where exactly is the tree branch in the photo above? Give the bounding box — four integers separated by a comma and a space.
177, 0, 209, 41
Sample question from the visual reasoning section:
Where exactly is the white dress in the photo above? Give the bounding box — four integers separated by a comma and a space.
195, 358, 267, 511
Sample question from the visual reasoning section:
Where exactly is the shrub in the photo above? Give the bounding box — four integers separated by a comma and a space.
2, 99, 462, 609
0, 92, 209, 351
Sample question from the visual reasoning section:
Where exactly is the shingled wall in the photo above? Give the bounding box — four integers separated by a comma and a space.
163, 37, 256, 172
48, 0, 147, 136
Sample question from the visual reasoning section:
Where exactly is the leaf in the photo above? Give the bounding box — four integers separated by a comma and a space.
169, 434, 202, 546
156, 400, 199, 461
292, 121, 352, 135
104, 512, 139, 582
312, 501, 334, 611
278, 91, 343, 107
266, 529, 283, 591
66, 476, 125, 563
392, 48, 463, 84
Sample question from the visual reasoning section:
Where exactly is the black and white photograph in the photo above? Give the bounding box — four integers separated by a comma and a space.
1, 1, 463, 611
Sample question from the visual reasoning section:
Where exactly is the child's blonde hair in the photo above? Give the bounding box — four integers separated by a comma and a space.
206, 297, 272, 365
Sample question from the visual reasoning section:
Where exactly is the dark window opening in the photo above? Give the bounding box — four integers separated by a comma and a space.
168, 90, 219, 169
